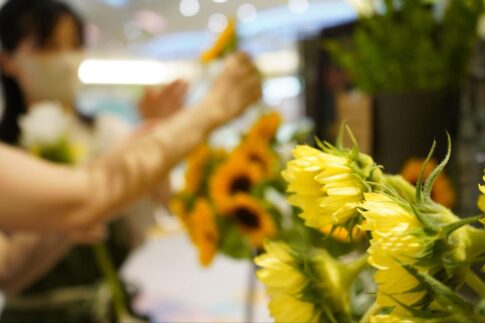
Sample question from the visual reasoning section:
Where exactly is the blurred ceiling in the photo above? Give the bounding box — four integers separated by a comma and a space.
66, 0, 355, 59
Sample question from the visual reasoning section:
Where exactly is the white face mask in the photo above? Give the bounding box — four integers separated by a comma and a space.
15, 51, 84, 105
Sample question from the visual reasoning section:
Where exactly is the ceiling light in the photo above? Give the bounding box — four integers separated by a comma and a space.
179, 0, 200, 17
208, 13, 228, 33
237, 3, 257, 23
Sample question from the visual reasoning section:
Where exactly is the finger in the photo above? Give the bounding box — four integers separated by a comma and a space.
70, 225, 108, 244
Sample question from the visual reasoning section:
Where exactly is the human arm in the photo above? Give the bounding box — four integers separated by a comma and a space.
0, 52, 261, 233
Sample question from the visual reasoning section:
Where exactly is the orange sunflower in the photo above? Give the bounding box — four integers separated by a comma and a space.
188, 198, 219, 267
169, 196, 190, 229
222, 194, 276, 247
247, 112, 282, 143
210, 156, 263, 210
401, 158, 456, 208
185, 144, 211, 194
234, 139, 278, 177
201, 18, 237, 63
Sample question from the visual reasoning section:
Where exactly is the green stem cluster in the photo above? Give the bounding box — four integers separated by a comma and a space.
93, 243, 130, 322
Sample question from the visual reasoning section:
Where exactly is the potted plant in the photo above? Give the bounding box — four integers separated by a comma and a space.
325, 0, 483, 173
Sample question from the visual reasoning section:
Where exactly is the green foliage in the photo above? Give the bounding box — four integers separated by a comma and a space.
37, 138, 76, 164
217, 216, 253, 259
325, 0, 483, 93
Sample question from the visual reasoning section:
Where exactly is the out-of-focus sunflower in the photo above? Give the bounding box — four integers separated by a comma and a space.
169, 196, 190, 229
320, 224, 364, 241
210, 157, 263, 210
222, 194, 276, 247
188, 198, 219, 267
247, 112, 282, 143
185, 144, 211, 194
201, 18, 237, 63
234, 139, 278, 177
401, 158, 455, 208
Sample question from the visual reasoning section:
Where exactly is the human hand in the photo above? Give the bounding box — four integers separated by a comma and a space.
201, 52, 262, 124
138, 80, 189, 121
69, 224, 107, 244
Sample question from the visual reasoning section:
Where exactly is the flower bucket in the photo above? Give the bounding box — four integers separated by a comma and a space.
372, 89, 460, 173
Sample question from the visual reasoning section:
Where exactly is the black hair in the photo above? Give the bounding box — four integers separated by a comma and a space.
0, 0, 84, 144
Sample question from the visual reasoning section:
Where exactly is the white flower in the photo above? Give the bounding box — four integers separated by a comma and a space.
19, 101, 73, 148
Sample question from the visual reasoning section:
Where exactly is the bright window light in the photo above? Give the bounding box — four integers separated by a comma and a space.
288, 0, 309, 14
78, 59, 199, 85
263, 76, 301, 103
255, 50, 300, 76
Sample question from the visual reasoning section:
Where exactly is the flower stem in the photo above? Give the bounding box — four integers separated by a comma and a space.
93, 242, 130, 321
360, 302, 382, 323
464, 268, 485, 299
347, 254, 369, 279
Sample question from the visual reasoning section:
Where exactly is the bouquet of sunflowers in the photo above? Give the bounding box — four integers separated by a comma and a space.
256, 126, 485, 323
170, 111, 298, 266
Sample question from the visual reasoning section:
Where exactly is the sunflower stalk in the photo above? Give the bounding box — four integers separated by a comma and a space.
346, 253, 369, 280
442, 214, 485, 238
93, 243, 131, 322
464, 268, 485, 299
359, 301, 382, 323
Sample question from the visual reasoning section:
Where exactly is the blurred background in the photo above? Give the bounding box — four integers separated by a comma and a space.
1, 0, 485, 322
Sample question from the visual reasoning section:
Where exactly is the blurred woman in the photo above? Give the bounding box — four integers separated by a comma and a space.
0, 0, 261, 321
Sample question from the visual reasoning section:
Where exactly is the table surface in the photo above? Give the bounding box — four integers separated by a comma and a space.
122, 232, 272, 323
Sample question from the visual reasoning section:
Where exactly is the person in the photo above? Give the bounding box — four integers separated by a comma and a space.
0, 0, 261, 321
0, 52, 260, 228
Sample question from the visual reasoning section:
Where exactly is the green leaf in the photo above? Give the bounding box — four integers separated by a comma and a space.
423, 133, 452, 201
335, 123, 346, 150
401, 264, 474, 314
416, 140, 436, 203
442, 214, 485, 238
217, 217, 252, 259
345, 125, 360, 160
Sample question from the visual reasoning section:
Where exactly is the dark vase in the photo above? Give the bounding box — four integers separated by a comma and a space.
372, 89, 461, 174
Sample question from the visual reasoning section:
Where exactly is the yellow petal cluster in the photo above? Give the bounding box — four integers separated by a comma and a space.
360, 193, 428, 311
282, 145, 374, 229
255, 241, 320, 323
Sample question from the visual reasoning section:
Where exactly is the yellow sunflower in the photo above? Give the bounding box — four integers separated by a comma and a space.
210, 157, 263, 210
201, 17, 236, 63
255, 241, 320, 323
222, 194, 276, 247
256, 241, 365, 322
185, 144, 211, 194
369, 314, 419, 323
479, 172, 485, 214
234, 139, 278, 177
360, 193, 428, 312
188, 198, 219, 267
247, 112, 282, 143
282, 145, 379, 229
401, 158, 455, 208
